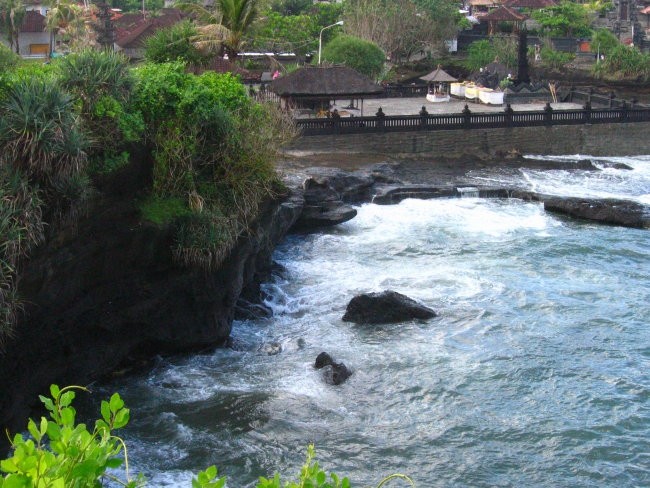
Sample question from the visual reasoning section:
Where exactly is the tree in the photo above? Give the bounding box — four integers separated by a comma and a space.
178, 0, 259, 60
591, 28, 619, 56
320, 34, 385, 80
270, 0, 311, 15
343, 0, 458, 63
251, 11, 317, 60
93, 2, 116, 50
45, 0, 90, 53
0, 0, 25, 54
532, 1, 592, 38
144, 20, 211, 66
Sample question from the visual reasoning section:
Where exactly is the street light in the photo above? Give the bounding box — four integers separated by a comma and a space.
318, 20, 344, 65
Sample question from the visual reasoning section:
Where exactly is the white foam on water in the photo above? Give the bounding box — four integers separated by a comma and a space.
520, 154, 650, 202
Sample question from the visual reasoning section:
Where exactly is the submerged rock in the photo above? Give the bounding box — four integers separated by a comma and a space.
342, 290, 437, 324
544, 197, 650, 229
314, 352, 352, 385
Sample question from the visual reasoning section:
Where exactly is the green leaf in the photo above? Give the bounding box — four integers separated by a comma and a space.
49, 384, 60, 399
316, 471, 326, 485
113, 408, 130, 429
60, 407, 75, 426
58, 391, 75, 408
0, 458, 18, 473
27, 419, 40, 442
341, 478, 350, 488
39, 395, 54, 413
101, 400, 111, 423
109, 393, 124, 413
2, 473, 31, 488
46, 421, 61, 441
39, 417, 48, 437
105, 458, 124, 469
71, 458, 101, 478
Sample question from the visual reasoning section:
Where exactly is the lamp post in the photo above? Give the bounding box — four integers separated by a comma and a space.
318, 20, 344, 65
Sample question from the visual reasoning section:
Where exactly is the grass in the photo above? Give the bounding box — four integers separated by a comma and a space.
139, 196, 193, 225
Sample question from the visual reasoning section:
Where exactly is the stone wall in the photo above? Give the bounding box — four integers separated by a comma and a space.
287, 122, 650, 158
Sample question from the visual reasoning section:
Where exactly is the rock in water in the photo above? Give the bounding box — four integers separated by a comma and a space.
314, 352, 352, 385
544, 197, 650, 229
342, 290, 437, 324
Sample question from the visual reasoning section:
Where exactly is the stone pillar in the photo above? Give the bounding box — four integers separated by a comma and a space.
544, 102, 553, 126
504, 103, 514, 127
462, 104, 472, 129
419, 106, 428, 129
376, 107, 386, 131
583, 100, 592, 124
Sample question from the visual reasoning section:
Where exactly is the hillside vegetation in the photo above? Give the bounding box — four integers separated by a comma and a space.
0, 47, 294, 347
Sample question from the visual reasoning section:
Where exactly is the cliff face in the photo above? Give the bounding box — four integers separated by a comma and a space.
0, 158, 303, 452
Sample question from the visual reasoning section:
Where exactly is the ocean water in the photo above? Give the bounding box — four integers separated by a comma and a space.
101, 155, 650, 487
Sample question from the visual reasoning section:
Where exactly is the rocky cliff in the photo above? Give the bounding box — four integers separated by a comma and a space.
0, 157, 303, 453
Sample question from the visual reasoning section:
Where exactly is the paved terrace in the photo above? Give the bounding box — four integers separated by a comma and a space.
338, 97, 584, 117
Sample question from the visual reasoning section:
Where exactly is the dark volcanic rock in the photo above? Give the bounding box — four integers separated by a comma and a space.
293, 176, 359, 229
295, 201, 358, 229
290, 164, 405, 230
314, 352, 352, 385
372, 185, 456, 205
611, 163, 633, 170
544, 197, 650, 228
315, 352, 334, 369
342, 290, 437, 324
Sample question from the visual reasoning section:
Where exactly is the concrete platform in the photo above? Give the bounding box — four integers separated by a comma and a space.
357, 97, 583, 116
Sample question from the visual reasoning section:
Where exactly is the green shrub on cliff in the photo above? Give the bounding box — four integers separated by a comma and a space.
132, 63, 292, 269
57, 50, 144, 170
0, 168, 44, 347
0, 52, 294, 343
0, 78, 87, 182
0, 76, 90, 342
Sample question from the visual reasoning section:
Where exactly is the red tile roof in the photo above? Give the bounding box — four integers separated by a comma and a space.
115, 9, 185, 49
483, 5, 528, 21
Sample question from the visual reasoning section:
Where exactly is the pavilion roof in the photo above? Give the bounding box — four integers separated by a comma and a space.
270, 66, 383, 97
420, 66, 457, 83
482, 5, 528, 21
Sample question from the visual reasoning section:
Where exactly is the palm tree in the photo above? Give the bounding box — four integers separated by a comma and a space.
0, 0, 26, 54
177, 0, 259, 60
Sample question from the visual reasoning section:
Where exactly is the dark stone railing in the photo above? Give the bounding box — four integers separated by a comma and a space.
562, 87, 647, 109
296, 104, 650, 136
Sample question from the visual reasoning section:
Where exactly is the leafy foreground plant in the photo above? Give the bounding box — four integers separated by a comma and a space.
1, 386, 414, 487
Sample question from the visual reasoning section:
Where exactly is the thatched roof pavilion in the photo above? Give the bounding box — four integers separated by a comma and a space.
270, 66, 383, 116
483, 6, 528, 34
420, 66, 457, 83
420, 66, 457, 102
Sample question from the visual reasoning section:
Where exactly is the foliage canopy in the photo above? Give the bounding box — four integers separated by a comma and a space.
320, 34, 385, 80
